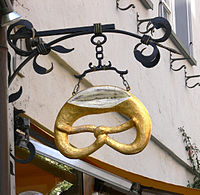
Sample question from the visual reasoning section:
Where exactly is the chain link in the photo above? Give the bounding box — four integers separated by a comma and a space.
120, 74, 131, 91
72, 78, 82, 96
72, 31, 130, 95
96, 40, 104, 65
72, 74, 130, 95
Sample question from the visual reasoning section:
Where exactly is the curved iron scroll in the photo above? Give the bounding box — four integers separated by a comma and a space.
116, 0, 135, 11
185, 71, 200, 89
134, 41, 160, 68
137, 13, 171, 42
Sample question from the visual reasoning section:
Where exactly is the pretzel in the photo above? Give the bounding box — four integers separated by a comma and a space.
54, 86, 151, 159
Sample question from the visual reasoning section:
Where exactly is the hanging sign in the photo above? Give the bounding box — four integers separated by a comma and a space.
54, 86, 151, 159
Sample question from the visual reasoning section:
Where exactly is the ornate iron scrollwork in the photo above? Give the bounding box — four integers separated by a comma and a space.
134, 35, 160, 68
7, 20, 74, 87
7, 18, 178, 98
137, 13, 171, 42
6, 17, 179, 159
7, 18, 176, 85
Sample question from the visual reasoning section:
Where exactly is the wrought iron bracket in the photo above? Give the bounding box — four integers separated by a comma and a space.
116, 0, 135, 11
10, 108, 36, 164
170, 52, 200, 89
185, 70, 200, 89
170, 52, 187, 72
137, 13, 153, 34
7, 18, 179, 101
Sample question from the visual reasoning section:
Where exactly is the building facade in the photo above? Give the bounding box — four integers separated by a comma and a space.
7, 0, 200, 194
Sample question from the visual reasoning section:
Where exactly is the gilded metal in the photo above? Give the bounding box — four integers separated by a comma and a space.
49, 180, 73, 195
15, 146, 75, 182
55, 86, 151, 159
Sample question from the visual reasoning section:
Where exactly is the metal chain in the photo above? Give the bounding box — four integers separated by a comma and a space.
72, 78, 82, 96
96, 40, 104, 66
72, 74, 130, 95
120, 74, 131, 91
72, 30, 130, 95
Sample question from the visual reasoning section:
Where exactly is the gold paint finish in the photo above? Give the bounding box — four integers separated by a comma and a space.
54, 86, 151, 159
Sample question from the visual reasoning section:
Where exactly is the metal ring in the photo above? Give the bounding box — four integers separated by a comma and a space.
90, 34, 107, 45
10, 142, 36, 164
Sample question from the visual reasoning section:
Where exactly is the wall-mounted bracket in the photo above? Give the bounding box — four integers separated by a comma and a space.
137, 13, 154, 35
170, 52, 200, 89
10, 108, 36, 164
7, 18, 178, 102
170, 52, 187, 72
185, 71, 200, 89
116, 0, 135, 11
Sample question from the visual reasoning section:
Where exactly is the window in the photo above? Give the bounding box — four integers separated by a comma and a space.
159, 0, 171, 20
140, 0, 153, 10
174, 0, 193, 55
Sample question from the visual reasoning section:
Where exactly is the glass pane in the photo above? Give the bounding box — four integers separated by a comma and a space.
175, 0, 190, 51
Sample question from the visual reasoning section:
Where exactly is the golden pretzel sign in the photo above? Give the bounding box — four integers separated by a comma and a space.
54, 86, 151, 159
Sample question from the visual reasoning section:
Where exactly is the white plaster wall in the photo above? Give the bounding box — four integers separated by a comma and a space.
9, 0, 200, 187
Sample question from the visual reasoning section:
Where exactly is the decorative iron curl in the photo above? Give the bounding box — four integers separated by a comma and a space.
137, 13, 171, 42
185, 70, 200, 89
116, 0, 135, 11
134, 35, 160, 68
7, 20, 74, 86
